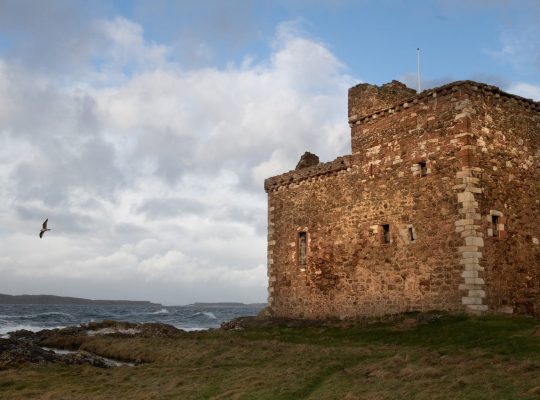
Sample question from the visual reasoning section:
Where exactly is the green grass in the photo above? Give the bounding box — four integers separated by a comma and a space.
1, 314, 539, 399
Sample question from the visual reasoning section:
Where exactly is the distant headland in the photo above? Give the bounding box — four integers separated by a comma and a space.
0, 293, 160, 306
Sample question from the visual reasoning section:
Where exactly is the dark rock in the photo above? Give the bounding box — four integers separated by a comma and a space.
0, 338, 58, 368
1, 321, 184, 369
295, 151, 320, 170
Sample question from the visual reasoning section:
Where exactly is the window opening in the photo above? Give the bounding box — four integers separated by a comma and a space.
298, 232, 307, 266
408, 227, 416, 242
492, 215, 500, 238
419, 161, 427, 177
382, 224, 390, 244
369, 163, 373, 177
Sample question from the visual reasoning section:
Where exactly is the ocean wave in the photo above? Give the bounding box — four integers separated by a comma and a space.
118, 308, 170, 317
150, 309, 169, 315
34, 312, 75, 318
0, 324, 67, 335
190, 311, 217, 319
0, 312, 75, 320
176, 326, 209, 332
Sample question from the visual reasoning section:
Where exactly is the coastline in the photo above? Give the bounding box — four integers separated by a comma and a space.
0, 313, 539, 399
0, 303, 264, 336
0, 293, 161, 306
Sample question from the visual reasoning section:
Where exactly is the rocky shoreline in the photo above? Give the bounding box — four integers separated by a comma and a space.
1, 313, 446, 370
0, 320, 185, 369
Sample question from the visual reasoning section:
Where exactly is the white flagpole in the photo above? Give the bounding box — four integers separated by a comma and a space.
417, 48, 421, 93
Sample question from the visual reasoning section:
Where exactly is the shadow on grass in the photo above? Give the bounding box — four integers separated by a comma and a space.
236, 314, 540, 359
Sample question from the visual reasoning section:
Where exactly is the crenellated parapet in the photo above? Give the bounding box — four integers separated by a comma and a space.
264, 155, 351, 192
348, 80, 540, 127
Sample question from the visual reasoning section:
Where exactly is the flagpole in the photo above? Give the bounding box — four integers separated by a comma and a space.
417, 48, 421, 93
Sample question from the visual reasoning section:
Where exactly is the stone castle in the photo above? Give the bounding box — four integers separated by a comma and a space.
264, 80, 540, 318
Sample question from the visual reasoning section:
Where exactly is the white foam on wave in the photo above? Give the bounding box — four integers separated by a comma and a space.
0, 324, 67, 335
36, 311, 74, 318
0, 312, 74, 320
178, 326, 209, 332
86, 328, 141, 336
151, 309, 169, 315
120, 308, 170, 318
191, 311, 218, 319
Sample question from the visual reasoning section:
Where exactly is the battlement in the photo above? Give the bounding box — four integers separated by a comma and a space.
264, 155, 351, 192
348, 80, 416, 120
348, 80, 540, 126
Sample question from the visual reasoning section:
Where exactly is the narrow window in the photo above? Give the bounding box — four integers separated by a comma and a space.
408, 227, 416, 242
419, 161, 428, 177
369, 163, 373, 177
298, 232, 307, 266
492, 215, 500, 238
382, 224, 390, 244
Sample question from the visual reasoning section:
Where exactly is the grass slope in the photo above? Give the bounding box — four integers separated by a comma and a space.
0, 314, 539, 399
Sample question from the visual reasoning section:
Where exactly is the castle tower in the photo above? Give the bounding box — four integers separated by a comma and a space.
265, 80, 540, 318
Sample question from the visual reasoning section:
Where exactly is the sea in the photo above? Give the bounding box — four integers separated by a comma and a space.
0, 304, 265, 336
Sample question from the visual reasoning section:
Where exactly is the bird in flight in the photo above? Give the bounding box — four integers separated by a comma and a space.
39, 219, 51, 238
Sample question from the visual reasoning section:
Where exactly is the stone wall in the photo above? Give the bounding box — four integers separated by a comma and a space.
266, 80, 540, 318
348, 80, 416, 121
466, 85, 540, 315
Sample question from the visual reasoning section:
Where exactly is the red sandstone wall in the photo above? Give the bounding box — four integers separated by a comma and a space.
348, 80, 416, 120
266, 81, 540, 318
466, 87, 540, 314
267, 86, 475, 318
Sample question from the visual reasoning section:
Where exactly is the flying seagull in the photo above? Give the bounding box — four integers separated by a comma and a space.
39, 219, 51, 238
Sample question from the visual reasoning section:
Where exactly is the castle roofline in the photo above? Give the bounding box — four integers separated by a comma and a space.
264, 155, 351, 193
348, 80, 540, 126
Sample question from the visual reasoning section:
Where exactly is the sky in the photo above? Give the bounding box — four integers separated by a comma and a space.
0, 0, 538, 305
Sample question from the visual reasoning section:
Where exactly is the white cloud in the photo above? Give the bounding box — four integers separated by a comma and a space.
252, 149, 292, 184
505, 82, 540, 101
0, 18, 355, 304
93, 17, 170, 83
486, 27, 540, 72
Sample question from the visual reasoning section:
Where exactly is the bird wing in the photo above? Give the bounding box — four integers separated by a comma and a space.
39, 231, 44, 238
42, 219, 48, 229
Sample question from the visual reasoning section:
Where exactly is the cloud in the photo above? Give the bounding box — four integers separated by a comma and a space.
486, 27, 540, 72
0, 0, 100, 74
505, 82, 540, 101
92, 17, 170, 82
0, 18, 355, 303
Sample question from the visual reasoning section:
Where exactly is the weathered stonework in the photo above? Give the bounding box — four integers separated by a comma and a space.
265, 80, 540, 318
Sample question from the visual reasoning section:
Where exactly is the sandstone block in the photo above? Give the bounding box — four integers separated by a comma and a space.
459, 283, 482, 290
463, 264, 484, 271
466, 304, 488, 312
457, 192, 475, 202
464, 277, 485, 285
465, 236, 484, 247
460, 201, 479, 209
468, 289, 486, 298
462, 251, 482, 259
459, 258, 481, 265
461, 270, 478, 278
459, 246, 479, 252
462, 297, 482, 305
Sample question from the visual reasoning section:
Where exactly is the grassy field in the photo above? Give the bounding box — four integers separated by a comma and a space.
1, 313, 539, 399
